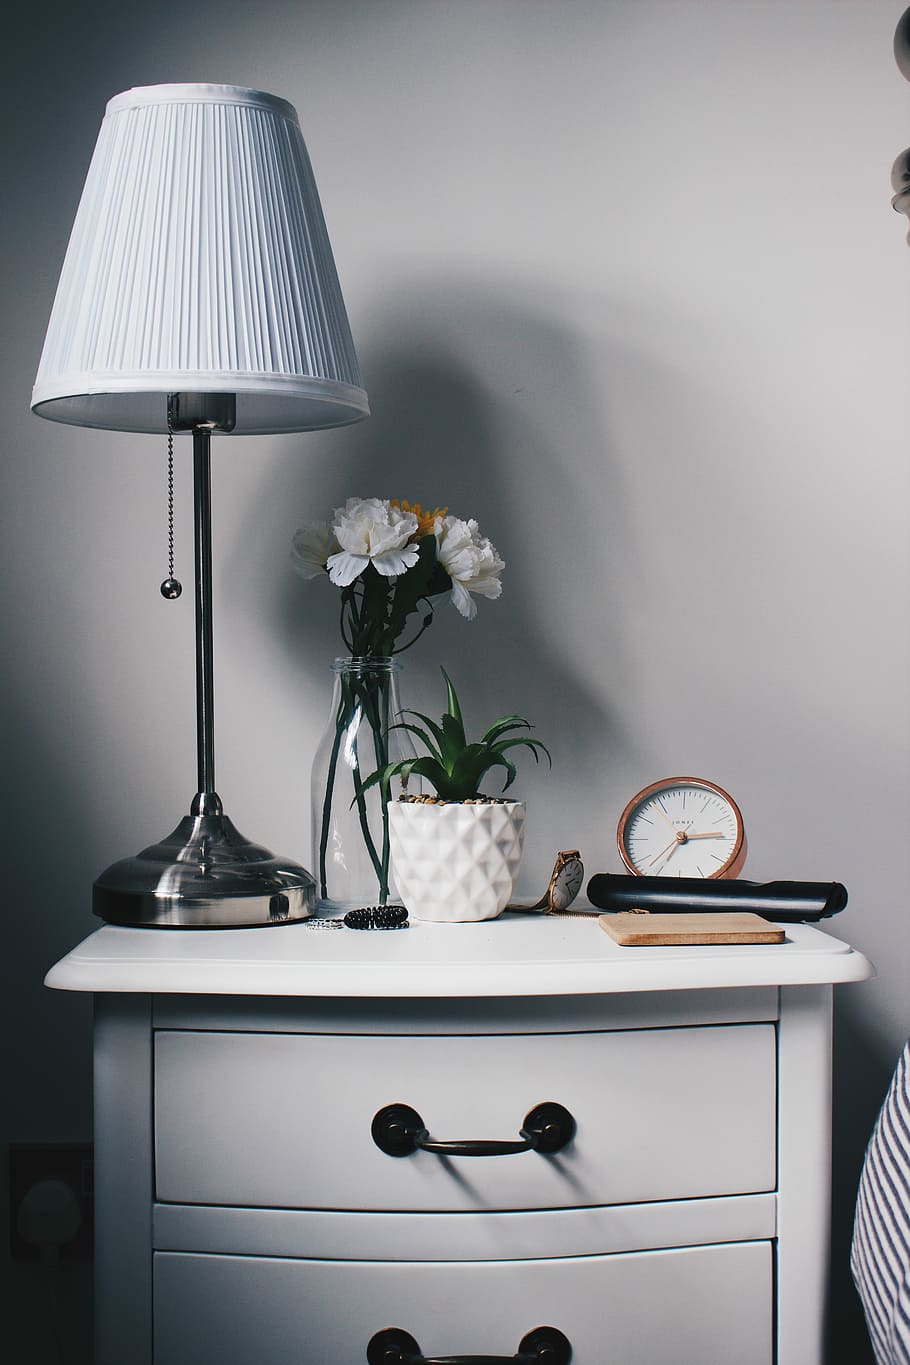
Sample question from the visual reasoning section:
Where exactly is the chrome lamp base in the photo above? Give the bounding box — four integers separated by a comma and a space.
92, 394, 318, 929
93, 797, 315, 928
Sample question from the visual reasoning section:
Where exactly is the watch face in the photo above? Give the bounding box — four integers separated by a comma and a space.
617, 778, 746, 879
549, 854, 584, 911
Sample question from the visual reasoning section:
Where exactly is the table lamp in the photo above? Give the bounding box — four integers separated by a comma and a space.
31, 83, 369, 928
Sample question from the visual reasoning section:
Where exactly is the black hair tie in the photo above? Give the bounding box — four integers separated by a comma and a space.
343, 905, 409, 930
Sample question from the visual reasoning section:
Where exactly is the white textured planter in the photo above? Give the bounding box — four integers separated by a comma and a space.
388, 800, 525, 922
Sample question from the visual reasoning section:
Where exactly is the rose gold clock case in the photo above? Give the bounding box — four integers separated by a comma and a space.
617, 776, 747, 880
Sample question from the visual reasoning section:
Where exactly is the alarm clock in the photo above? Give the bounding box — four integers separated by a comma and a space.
617, 777, 746, 880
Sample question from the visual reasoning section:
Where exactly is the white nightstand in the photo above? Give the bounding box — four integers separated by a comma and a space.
47, 913, 871, 1364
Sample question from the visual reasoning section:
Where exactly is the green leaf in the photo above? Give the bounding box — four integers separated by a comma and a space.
426, 772, 464, 802
396, 708, 447, 752
440, 712, 467, 769
491, 736, 552, 767
386, 536, 438, 640
389, 719, 445, 764
358, 761, 402, 798
449, 743, 491, 796
440, 667, 464, 731
479, 714, 533, 745
359, 754, 448, 799
398, 756, 449, 787
484, 753, 518, 792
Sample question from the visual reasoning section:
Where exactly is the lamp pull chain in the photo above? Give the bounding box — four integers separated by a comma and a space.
160, 428, 182, 599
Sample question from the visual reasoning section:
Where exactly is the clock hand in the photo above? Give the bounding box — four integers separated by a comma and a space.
648, 823, 722, 868
670, 825, 722, 846
648, 837, 679, 867
653, 804, 677, 833
649, 827, 695, 867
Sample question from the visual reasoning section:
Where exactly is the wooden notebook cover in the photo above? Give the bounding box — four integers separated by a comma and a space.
598, 911, 785, 947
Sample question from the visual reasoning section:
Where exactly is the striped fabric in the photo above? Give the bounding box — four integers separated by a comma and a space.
853, 1043, 910, 1363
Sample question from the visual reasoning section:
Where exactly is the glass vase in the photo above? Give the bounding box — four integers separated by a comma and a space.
310, 657, 413, 911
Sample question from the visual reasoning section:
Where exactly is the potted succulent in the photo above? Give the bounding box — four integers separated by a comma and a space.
363, 668, 550, 922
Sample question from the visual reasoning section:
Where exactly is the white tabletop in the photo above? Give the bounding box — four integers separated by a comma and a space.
45, 911, 873, 999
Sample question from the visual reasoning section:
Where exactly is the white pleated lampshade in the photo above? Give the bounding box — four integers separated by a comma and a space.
32, 83, 369, 435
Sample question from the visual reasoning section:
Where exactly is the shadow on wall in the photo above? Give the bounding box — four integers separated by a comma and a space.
265, 280, 634, 846
0, 675, 96, 1360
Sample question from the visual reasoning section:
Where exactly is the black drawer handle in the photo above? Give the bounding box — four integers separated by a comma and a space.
371, 1102, 575, 1158
367, 1325, 572, 1364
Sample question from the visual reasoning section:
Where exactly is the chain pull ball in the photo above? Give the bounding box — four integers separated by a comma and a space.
160, 428, 183, 599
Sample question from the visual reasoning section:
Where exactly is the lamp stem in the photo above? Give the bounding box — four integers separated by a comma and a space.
193, 424, 217, 811
167, 391, 236, 818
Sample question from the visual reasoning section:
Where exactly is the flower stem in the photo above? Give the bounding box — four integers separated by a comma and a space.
393, 607, 434, 654
359, 671, 393, 901
317, 709, 344, 900
318, 668, 385, 901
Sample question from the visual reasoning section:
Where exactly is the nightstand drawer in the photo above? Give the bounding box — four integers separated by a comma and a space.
153, 1241, 773, 1364
154, 1024, 776, 1211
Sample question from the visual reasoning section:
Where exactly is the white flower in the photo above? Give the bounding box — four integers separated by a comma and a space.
290, 522, 337, 579
326, 497, 421, 587
434, 514, 505, 619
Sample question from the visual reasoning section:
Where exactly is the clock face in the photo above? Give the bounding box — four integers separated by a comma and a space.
617, 778, 746, 880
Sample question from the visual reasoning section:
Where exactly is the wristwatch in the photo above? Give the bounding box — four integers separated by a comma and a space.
507, 850, 585, 914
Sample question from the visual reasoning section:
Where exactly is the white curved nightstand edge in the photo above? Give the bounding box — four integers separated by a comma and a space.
45, 916, 874, 997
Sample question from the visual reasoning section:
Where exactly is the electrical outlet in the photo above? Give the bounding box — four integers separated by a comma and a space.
8, 1142, 93, 1260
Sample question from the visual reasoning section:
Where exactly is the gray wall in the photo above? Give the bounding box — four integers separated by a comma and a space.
3, 1, 908, 1359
